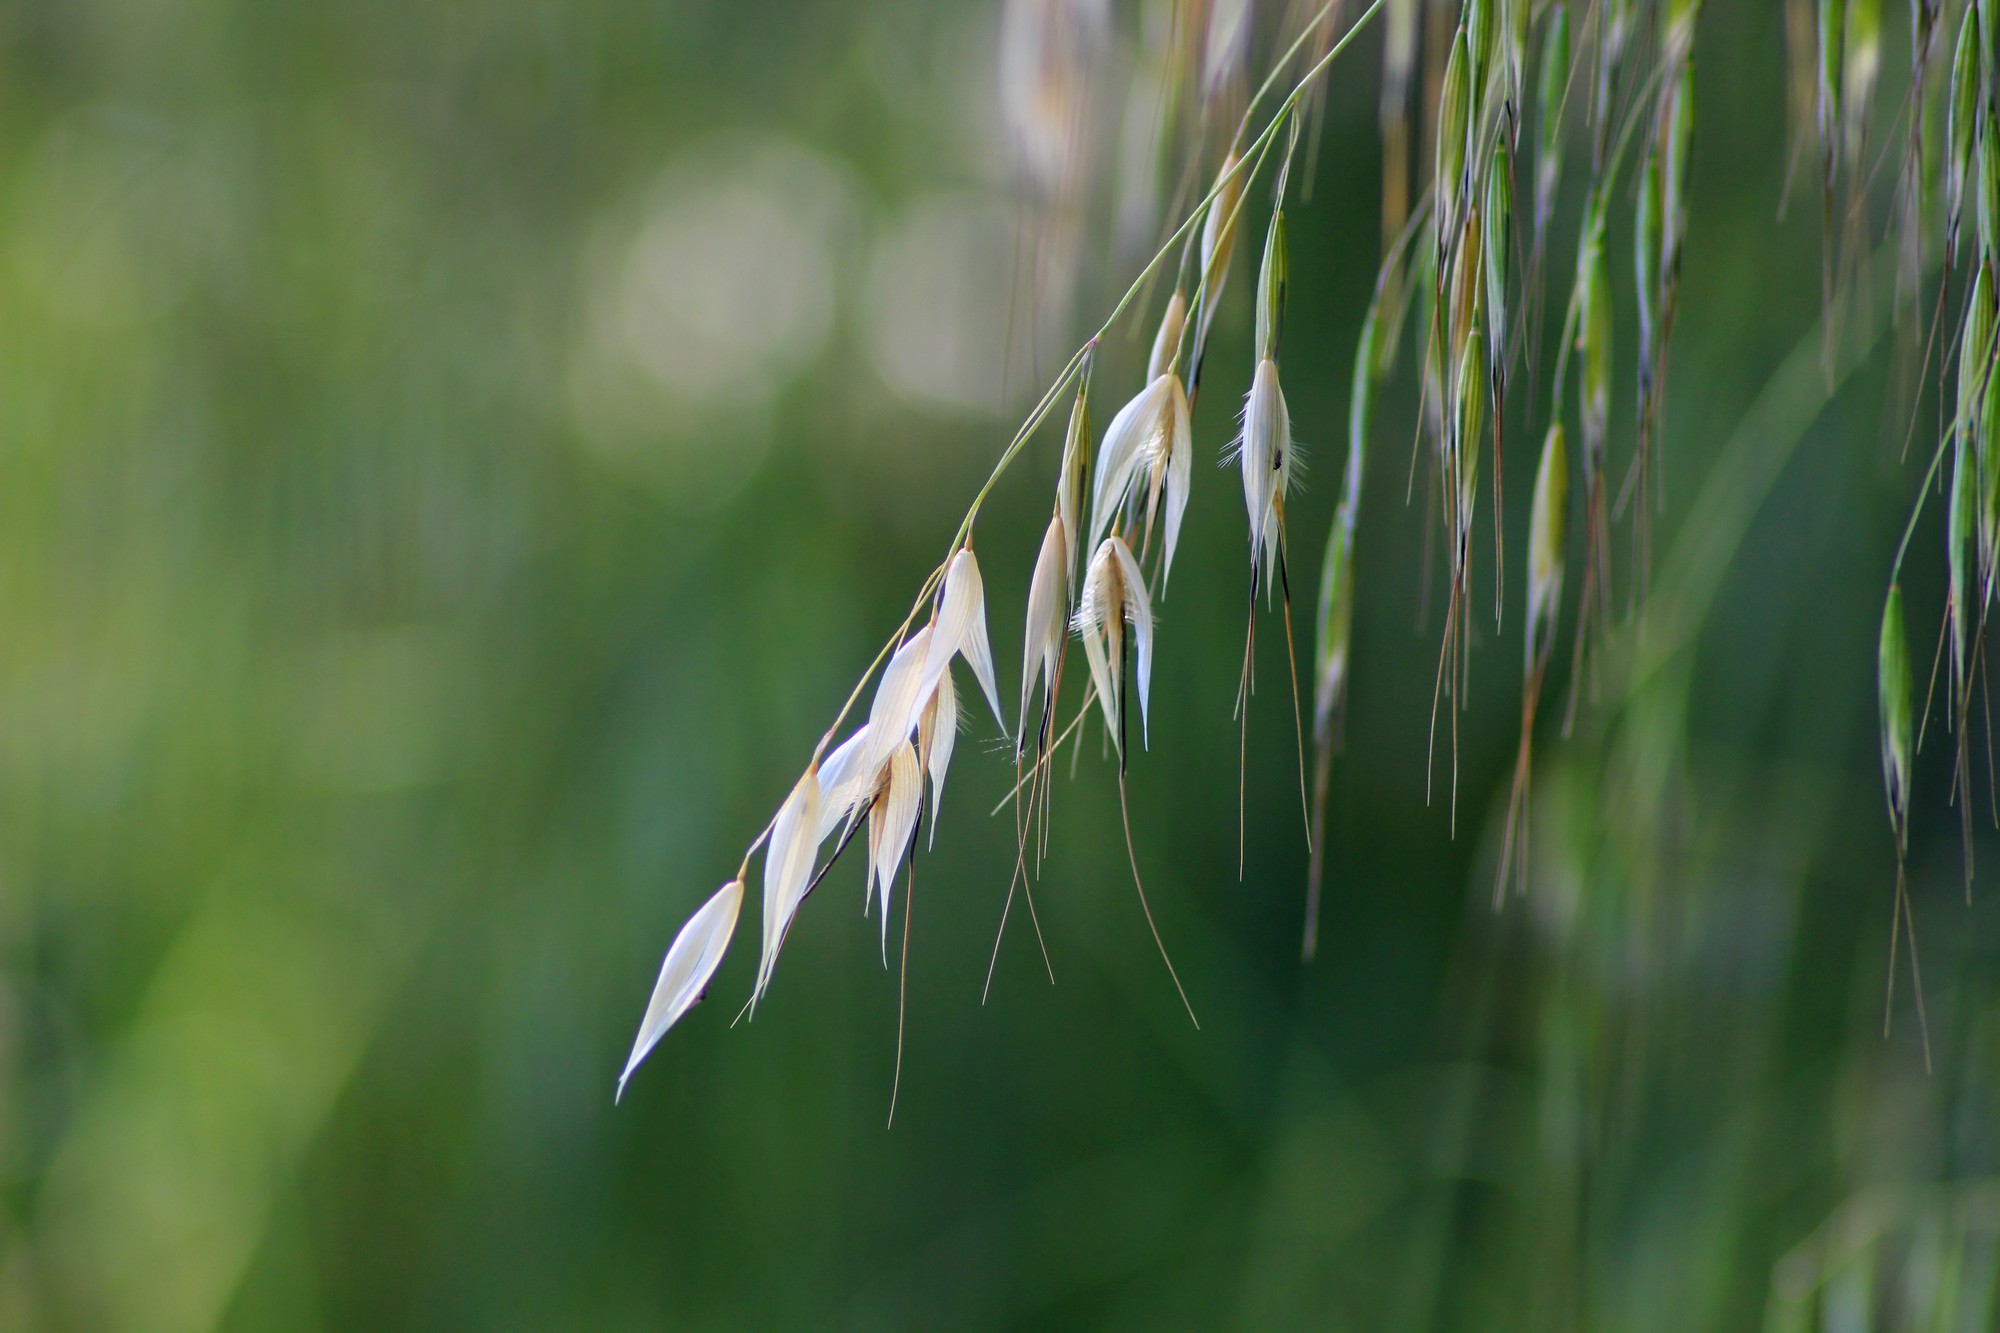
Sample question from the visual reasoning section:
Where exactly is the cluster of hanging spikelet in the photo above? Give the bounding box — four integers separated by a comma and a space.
616, 0, 1712, 1107
1857, 0, 2000, 1068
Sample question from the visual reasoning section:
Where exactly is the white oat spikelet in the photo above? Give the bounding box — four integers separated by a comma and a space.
923, 548, 1006, 731
1193, 152, 1246, 374
1236, 356, 1298, 593
1021, 513, 1069, 749
754, 766, 822, 1006
866, 740, 924, 959
1074, 535, 1155, 756
862, 626, 936, 778
1089, 372, 1194, 587
1147, 288, 1187, 383
616, 877, 745, 1101
919, 667, 957, 844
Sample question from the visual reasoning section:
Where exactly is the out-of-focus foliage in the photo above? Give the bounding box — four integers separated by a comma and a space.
0, 0, 1997, 1329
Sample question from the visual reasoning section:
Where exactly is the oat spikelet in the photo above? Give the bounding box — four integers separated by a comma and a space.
617, 878, 745, 1101
1075, 535, 1154, 756
1088, 371, 1194, 586
1496, 422, 1566, 905
754, 767, 822, 1006
1020, 514, 1070, 750
924, 549, 1006, 731
868, 741, 924, 961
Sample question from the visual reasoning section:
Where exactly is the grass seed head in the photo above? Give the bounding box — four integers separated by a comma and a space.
1981, 347, 2000, 577
1958, 262, 1994, 458
1059, 377, 1092, 589
1450, 202, 1486, 365
1198, 153, 1245, 342
1466, 0, 1496, 122
863, 625, 936, 779
1503, 0, 1530, 109
1238, 357, 1296, 587
1348, 298, 1379, 502
1951, 436, 1973, 679
1483, 134, 1513, 373
1578, 229, 1612, 456
1661, 63, 1695, 272
755, 766, 823, 1005
1148, 289, 1187, 383
1020, 514, 1069, 747
617, 877, 745, 1101
1662, 0, 1700, 67
1314, 503, 1356, 735
1437, 28, 1472, 242
867, 740, 923, 955
1840, 0, 1881, 168
1527, 422, 1568, 672
1636, 145, 1663, 341
1074, 535, 1155, 752
1535, 5, 1569, 229
1816, 0, 1844, 156
920, 667, 958, 840
1950, 4, 1980, 243
1089, 372, 1193, 585
1979, 107, 2000, 272
1456, 329, 1488, 522
1879, 583, 1913, 827
815, 725, 873, 843
1255, 208, 1288, 364
925, 548, 1006, 731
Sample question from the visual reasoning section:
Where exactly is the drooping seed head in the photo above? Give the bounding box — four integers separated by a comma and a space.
1466, 0, 1496, 123
1088, 371, 1194, 588
1662, 0, 1700, 67
1879, 583, 1913, 828
1255, 208, 1288, 364
1074, 535, 1155, 752
1020, 513, 1068, 748
815, 724, 873, 844
1313, 502, 1356, 738
1198, 153, 1245, 344
1237, 356, 1297, 588
1526, 422, 1568, 673
1503, 0, 1530, 113
1437, 28, 1472, 244
866, 740, 923, 956
1635, 143, 1663, 347
863, 625, 935, 780
1455, 329, 1489, 528
919, 667, 957, 842
1449, 201, 1485, 367
1958, 261, 1994, 460
923, 548, 1005, 732
1577, 221, 1612, 460
1980, 353, 2000, 581
755, 766, 823, 1005
618, 877, 746, 1101
1147, 289, 1187, 383
1482, 135, 1513, 376
1950, 5, 1980, 245
1347, 296, 1379, 503
1058, 374, 1092, 588
1950, 435, 1973, 679
1660, 62, 1695, 274
1816, 0, 1844, 158
1979, 106, 2000, 271
1840, 0, 1881, 167
1535, 5, 1570, 232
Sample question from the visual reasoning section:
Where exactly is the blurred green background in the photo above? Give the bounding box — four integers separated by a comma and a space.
2, 0, 1998, 1328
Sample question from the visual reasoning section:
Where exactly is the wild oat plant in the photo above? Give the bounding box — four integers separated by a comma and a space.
612, 0, 1680, 1099
619, 0, 1980, 1204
